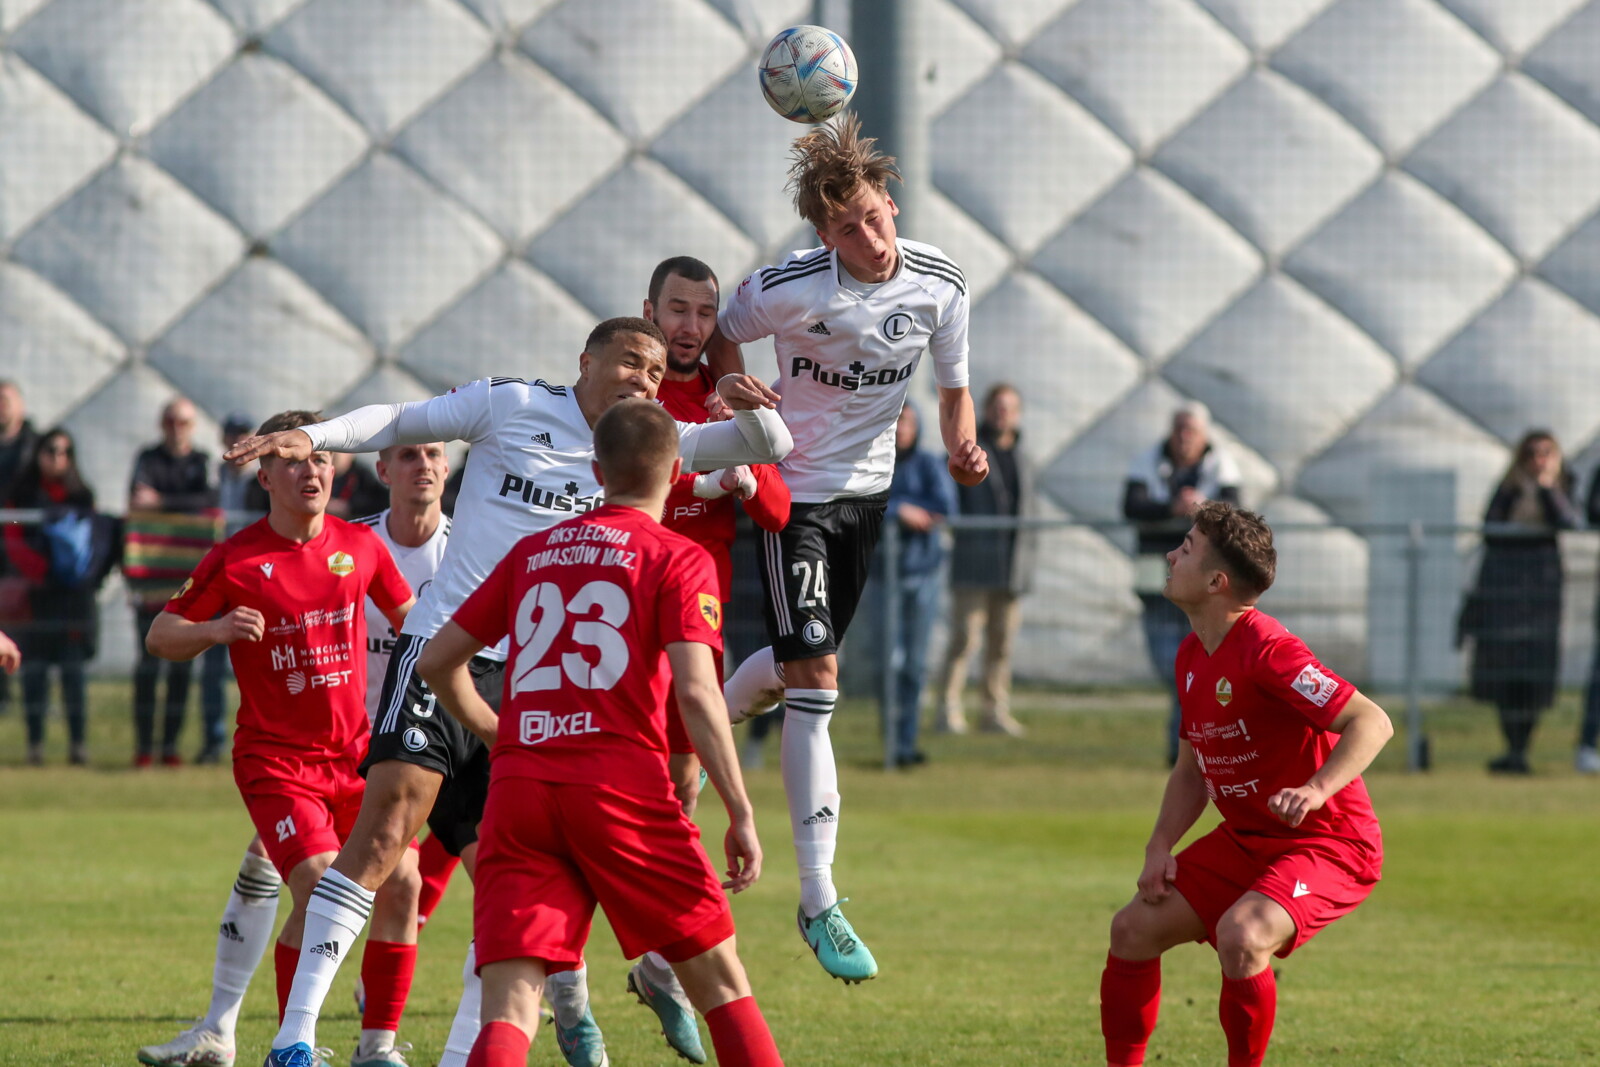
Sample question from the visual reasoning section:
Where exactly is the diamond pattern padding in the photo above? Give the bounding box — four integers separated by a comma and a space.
2, 0, 1598, 684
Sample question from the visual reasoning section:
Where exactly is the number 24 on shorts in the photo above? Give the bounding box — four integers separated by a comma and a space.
792, 559, 828, 608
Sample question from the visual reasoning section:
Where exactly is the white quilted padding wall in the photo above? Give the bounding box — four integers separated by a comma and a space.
3, 0, 1600, 685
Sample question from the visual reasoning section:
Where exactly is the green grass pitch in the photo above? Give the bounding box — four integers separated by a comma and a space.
2, 684, 1596, 1065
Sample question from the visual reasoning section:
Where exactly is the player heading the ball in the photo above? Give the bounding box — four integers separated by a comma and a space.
705, 114, 987, 983
1100, 503, 1393, 1067
418, 398, 783, 1067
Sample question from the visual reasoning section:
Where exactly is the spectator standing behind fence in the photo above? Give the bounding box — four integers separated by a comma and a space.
875, 402, 955, 766
936, 384, 1036, 737
195, 414, 269, 765
4, 430, 117, 765
128, 398, 217, 767
1578, 464, 1600, 775
1124, 402, 1241, 766
0, 380, 39, 718
1459, 430, 1579, 776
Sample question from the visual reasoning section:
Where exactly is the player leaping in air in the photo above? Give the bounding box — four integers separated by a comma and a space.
1100, 503, 1392, 1067
707, 114, 988, 983
225, 318, 790, 1067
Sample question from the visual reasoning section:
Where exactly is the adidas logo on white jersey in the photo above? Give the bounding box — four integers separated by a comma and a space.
806, 321, 831, 335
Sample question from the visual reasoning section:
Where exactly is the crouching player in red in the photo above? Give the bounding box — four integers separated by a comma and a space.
418, 399, 783, 1067
1100, 503, 1393, 1067
147, 410, 416, 1061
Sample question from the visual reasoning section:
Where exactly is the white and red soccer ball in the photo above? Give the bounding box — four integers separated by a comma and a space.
758, 25, 857, 124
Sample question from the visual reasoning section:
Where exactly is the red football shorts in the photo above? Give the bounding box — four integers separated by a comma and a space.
1172, 825, 1379, 957
473, 778, 734, 969
234, 752, 366, 877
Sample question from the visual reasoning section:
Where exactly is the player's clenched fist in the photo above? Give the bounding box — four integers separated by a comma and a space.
0, 629, 19, 674
225, 428, 313, 467
716, 373, 780, 411
1137, 848, 1178, 905
1267, 784, 1327, 828
210, 606, 266, 645
948, 438, 988, 487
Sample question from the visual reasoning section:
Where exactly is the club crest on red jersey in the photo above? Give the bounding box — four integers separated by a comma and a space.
699, 593, 721, 631
327, 551, 355, 577
1215, 677, 1233, 706
170, 577, 193, 600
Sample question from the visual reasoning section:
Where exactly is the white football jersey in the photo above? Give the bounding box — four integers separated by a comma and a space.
720, 238, 970, 502
327, 377, 778, 659
353, 509, 450, 724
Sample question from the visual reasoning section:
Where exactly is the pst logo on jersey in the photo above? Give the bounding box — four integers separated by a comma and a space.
699, 593, 721, 631
327, 551, 355, 576
1215, 677, 1233, 706
1292, 665, 1340, 707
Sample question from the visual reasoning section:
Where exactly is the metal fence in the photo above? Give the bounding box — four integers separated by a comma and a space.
859, 514, 1600, 772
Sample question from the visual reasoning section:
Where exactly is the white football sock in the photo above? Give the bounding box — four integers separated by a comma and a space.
437, 941, 480, 1067
724, 647, 785, 723
273, 869, 374, 1049
545, 964, 591, 1029
357, 1029, 397, 1057
782, 688, 840, 917
639, 949, 693, 1007
202, 850, 281, 1039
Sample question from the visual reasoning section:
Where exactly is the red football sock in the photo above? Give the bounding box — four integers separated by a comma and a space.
1100, 953, 1162, 1066
360, 939, 418, 1032
416, 836, 459, 927
465, 1020, 530, 1067
1219, 969, 1277, 1067
704, 996, 783, 1066
274, 941, 299, 1023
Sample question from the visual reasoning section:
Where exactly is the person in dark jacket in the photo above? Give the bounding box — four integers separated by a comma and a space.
4, 429, 115, 765
870, 402, 956, 766
128, 397, 216, 767
1460, 430, 1580, 775
1124, 402, 1242, 765
1578, 464, 1600, 775
936, 384, 1037, 736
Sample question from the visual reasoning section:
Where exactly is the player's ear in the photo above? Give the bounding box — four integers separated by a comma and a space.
642, 299, 654, 321
374, 459, 391, 487
668, 457, 683, 483
255, 462, 270, 492
577, 350, 592, 381
885, 193, 899, 217
816, 229, 834, 251
591, 460, 606, 489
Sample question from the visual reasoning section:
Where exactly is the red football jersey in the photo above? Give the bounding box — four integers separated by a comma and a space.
657, 369, 790, 596
451, 504, 723, 798
167, 517, 411, 763
1175, 610, 1381, 870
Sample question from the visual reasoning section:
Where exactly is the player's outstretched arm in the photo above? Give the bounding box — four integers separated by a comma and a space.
0, 629, 19, 674
938, 385, 988, 487
1138, 743, 1209, 905
1268, 692, 1394, 828
704, 324, 746, 383
667, 640, 762, 893
225, 397, 450, 467
417, 622, 498, 747
146, 607, 264, 661
680, 391, 793, 472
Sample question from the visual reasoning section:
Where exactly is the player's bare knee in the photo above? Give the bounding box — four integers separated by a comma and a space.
379, 849, 423, 903
1214, 911, 1279, 975
672, 942, 751, 1013
1109, 901, 1162, 960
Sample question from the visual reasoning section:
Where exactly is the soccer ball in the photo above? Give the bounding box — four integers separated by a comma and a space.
757, 25, 857, 124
